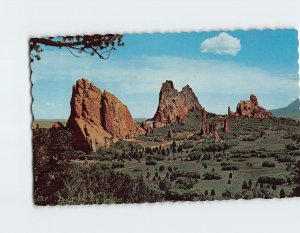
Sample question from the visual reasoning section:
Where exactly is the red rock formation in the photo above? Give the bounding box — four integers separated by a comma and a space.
66, 79, 111, 152
235, 94, 273, 119
32, 122, 39, 130
213, 130, 219, 142
209, 121, 217, 132
152, 80, 202, 128
223, 118, 230, 132
66, 78, 145, 152
51, 122, 65, 130
101, 91, 145, 139
200, 108, 210, 135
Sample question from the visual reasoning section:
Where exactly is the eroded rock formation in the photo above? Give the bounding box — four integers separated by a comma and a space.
101, 91, 145, 139
223, 118, 230, 132
151, 80, 202, 128
200, 108, 210, 135
229, 94, 273, 119
66, 78, 145, 152
213, 130, 219, 142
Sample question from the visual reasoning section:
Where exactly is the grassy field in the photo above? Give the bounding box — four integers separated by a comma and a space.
34, 111, 300, 202
82, 112, 300, 200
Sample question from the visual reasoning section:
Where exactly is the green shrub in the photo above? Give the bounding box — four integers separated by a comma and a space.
222, 189, 232, 199
257, 175, 287, 185
145, 159, 157, 165
261, 161, 276, 168
158, 179, 172, 191
170, 170, 200, 181
285, 143, 299, 151
221, 165, 239, 171
111, 161, 124, 169
166, 188, 205, 201
276, 155, 295, 163
188, 151, 201, 161
175, 177, 196, 190
202, 172, 221, 180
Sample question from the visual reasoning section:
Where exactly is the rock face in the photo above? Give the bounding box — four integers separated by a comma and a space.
234, 94, 273, 119
101, 91, 145, 139
223, 118, 230, 132
66, 79, 145, 152
213, 130, 219, 142
152, 80, 202, 128
141, 121, 153, 134
200, 108, 210, 135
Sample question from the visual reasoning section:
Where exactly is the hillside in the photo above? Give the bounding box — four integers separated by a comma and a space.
270, 98, 300, 119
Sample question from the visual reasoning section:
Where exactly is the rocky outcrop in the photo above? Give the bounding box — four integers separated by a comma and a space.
141, 121, 153, 134
209, 121, 216, 132
200, 108, 210, 135
223, 118, 230, 132
66, 78, 145, 152
151, 80, 202, 128
51, 122, 65, 130
231, 94, 273, 119
213, 130, 219, 142
101, 91, 145, 139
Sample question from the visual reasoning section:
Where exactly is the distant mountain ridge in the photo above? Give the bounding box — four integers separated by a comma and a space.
270, 98, 300, 118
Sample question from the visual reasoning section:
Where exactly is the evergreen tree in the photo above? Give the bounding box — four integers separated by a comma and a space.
279, 189, 286, 198
242, 180, 248, 189
211, 189, 215, 196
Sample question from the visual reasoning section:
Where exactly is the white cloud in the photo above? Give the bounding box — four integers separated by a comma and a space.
201, 32, 241, 56
46, 102, 55, 107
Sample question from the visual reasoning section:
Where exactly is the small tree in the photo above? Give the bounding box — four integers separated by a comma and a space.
229, 172, 233, 179
242, 180, 248, 189
279, 189, 286, 198
248, 179, 252, 189
159, 165, 165, 172
166, 172, 169, 179
204, 190, 208, 196
211, 189, 216, 196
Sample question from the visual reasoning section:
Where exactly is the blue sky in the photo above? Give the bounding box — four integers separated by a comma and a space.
31, 29, 299, 119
